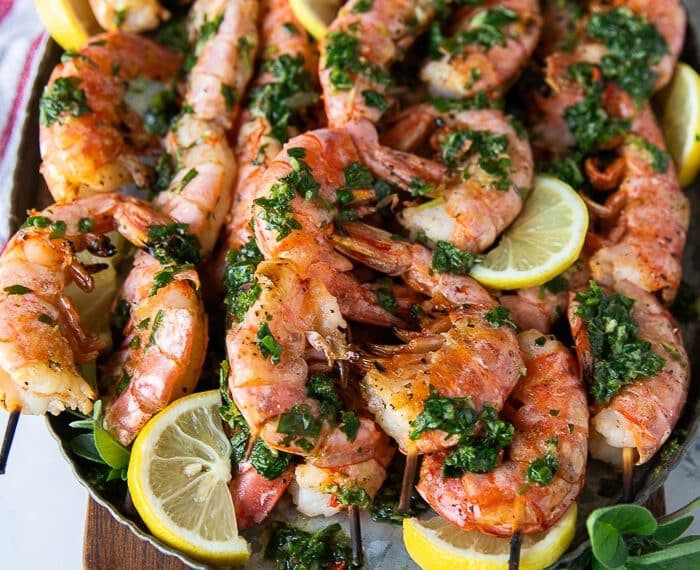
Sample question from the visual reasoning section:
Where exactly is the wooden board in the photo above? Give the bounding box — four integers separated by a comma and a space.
83, 498, 190, 570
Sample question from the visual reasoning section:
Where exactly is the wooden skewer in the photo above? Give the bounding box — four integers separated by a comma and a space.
399, 444, 418, 513
0, 409, 20, 475
348, 505, 363, 567
622, 446, 635, 502
508, 495, 525, 570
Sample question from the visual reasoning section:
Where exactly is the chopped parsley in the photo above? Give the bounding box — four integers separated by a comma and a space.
277, 403, 322, 452
264, 522, 357, 570
152, 15, 189, 54
22, 215, 67, 239
564, 91, 630, 154
439, 128, 512, 190
142, 86, 178, 136
4, 285, 32, 295
224, 235, 263, 325
324, 30, 390, 92
573, 281, 665, 402
430, 92, 496, 112
250, 439, 293, 480
629, 135, 670, 173
586, 7, 668, 101
441, 6, 518, 53
541, 154, 585, 188
254, 148, 320, 240
145, 309, 165, 349
249, 54, 318, 143
375, 279, 397, 314
342, 162, 374, 189
39, 77, 91, 127
361, 89, 388, 111
408, 177, 435, 197
184, 14, 223, 72
484, 306, 518, 330
339, 410, 360, 442
352, 0, 373, 13
431, 240, 483, 275
256, 322, 283, 364
146, 223, 201, 265
172, 167, 198, 194
328, 484, 370, 507
408, 386, 514, 475
78, 217, 94, 232
526, 437, 560, 486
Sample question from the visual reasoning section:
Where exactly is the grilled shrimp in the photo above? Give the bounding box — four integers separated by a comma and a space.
421, 0, 542, 99
319, 0, 437, 127
101, 251, 207, 445
226, 258, 393, 505
588, 101, 689, 303
205, 0, 319, 296
88, 0, 170, 32
568, 280, 689, 465
186, 0, 259, 129
252, 123, 441, 325
229, 461, 294, 529
417, 331, 588, 536
331, 221, 525, 454
153, 0, 259, 257
378, 106, 534, 253
39, 32, 182, 202
0, 194, 178, 416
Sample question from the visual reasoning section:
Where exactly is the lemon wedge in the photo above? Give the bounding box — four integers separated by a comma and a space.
656, 62, 700, 188
289, 0, 340, 40
470, 175, 588, 290
34, 0, 102, 51
403, 503, 577, 570
128, 390, 250, 566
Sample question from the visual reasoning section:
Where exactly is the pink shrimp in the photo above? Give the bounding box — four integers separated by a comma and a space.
319, 0, 438, 127
39, 32, 182, 202
252, 122, 441, 326
0, 194, 184, 416
374, 106, 534, 253
226, 258, 393, 508
204, 0, 319, 298
568, 280, 689, 465
331, 221, 525, 455
588, 100, 689, 303
417, 331, 588, 536
421, 0, 542, 99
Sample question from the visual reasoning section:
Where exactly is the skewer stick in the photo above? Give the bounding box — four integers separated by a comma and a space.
399, 444, 418, 513
622, 446, 635, 502
508, 495, 525, 570
348, 505, 363, 567
508, 532, 522, 570
0, 409, 20, 475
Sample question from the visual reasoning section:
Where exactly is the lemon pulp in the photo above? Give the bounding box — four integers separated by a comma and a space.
470, 175, 589, 290
127, 390, 249, 566
404, 503, 577, 570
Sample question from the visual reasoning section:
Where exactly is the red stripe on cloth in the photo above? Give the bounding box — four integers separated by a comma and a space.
0, 32, 45, 161
0, 0, 13, 23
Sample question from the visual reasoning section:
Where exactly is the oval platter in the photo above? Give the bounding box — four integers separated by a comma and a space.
6, 1, 700, 567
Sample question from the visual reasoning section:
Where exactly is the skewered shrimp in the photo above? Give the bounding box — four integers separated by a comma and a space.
374, 106, 534, 253
252, 123, 441, 325
152, 0, 259, 258
568, 280, 689, 465
331, 221, 525, 454
229, 461, 294, 529
88, 0, 170, 32
226, 258, 393, 509
417, 331, 588, 536
0, 194, 181, 416
588, 100, 689, 303
186, 0, 259, 130
205, 0, 319, 296
319, 0, 437, 127
101, 251, 207, 445
39, 32, 182, 202
421, 0, 542, 99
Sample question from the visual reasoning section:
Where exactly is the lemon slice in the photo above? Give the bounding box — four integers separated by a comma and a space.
656, 62, 700, 188
128, 390, 250, 566
289, 0, 340, 40
470, 175, 588, 290
34, 0, 102, 51
403, 503, 577, 570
